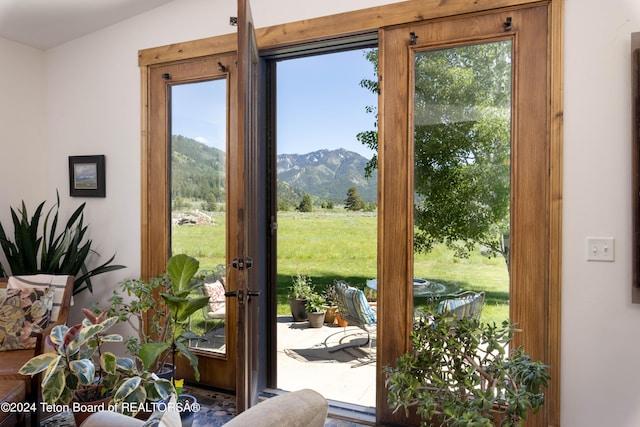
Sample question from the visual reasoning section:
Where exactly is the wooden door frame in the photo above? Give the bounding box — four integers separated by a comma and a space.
139, 0, 562, 424
143, 53, 239, 390
378, 6, 556, 425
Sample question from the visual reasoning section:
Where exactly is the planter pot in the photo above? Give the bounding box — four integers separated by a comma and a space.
307, 311, 325, 328
156, 362, 175, 380
179, 394, 198, 427
324, 306, 338, 324
288, 298, 308, 321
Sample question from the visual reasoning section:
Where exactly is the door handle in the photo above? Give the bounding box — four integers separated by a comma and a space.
247, 290, 261, 297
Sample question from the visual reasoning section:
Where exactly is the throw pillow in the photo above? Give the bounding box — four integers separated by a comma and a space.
8, 274, 71, 321
0, 287, 52, 351
204, 281, 226, 313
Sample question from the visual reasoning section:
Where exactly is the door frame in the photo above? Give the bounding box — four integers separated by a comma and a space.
139, 0, 562, 424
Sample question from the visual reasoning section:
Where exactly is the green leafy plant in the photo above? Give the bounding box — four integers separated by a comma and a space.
99, 275, 169, 357
288, 271, 313, 300
322, 283, 339, 307
305, 292, 326, 313
137, 254, 211, 382
0, 193, 125, 295
19, 309, 174, 416
386, 311, 550, 427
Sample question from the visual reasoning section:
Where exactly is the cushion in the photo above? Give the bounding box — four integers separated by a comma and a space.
8, 275, 71, 321
335, 282, 376, 324
204, 280, 226, 313
0, 287, 52, 351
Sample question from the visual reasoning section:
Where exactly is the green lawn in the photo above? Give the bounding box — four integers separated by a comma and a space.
172, 210, 509, 325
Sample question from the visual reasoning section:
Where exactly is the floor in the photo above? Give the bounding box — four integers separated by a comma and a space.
37, 317, 376, 426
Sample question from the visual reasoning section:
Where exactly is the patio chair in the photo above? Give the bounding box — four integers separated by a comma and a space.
437, 291, 485, 321
330, 281, 377, 365
201, 266, 227, 322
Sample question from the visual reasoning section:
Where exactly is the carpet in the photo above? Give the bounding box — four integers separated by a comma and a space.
39, 386, 236, 427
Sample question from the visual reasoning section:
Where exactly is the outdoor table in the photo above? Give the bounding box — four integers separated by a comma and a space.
366, 278, 461, 297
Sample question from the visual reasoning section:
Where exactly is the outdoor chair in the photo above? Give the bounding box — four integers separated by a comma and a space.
437, 291, 485, 321
331, 281, 377, 366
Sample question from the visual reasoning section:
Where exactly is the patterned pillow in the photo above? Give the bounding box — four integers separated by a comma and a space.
204, 281, 226, 313
8, 275, 71, 321
0, 287, 52, 351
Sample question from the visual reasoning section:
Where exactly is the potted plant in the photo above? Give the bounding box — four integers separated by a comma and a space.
0, 192, 125, 295
19, 309, 175, 425
98, 275, 170, 375
385, 311, 550, 426
288, 271, 313, 321
135, 254, 210, 426
305, 292, 326, 328
322, 283, 339, 324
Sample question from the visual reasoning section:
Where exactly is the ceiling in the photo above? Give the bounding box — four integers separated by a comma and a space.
0, 0, 174, 50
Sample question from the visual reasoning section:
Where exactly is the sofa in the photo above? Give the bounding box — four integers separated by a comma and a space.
80, 389, 328, 427
0, 275, 74, 427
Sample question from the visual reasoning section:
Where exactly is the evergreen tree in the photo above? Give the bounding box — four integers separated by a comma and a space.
297, 194, 313, 212
344, 187, 365, 211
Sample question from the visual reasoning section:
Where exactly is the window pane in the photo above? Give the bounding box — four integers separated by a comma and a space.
413, 41, 512, 325
170, 79, 228, 354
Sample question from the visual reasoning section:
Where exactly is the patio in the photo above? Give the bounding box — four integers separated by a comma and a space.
276, 316, 377, 413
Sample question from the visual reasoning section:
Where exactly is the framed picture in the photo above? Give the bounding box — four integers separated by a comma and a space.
68, 155, 106, 197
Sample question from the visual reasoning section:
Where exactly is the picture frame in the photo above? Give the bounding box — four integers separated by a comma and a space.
68, 155, 106, 197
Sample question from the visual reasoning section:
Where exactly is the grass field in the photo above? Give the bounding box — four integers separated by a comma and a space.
172, 210, 509, 325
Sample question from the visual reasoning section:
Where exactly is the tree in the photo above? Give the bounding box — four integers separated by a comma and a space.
297, 193, 313, 212
344, 186, 365, 211
358, 43, 512, 269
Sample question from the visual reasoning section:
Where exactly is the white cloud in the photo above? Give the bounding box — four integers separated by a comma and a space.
195, 136, 208, 144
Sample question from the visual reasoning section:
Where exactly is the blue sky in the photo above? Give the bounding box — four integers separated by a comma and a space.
276, 49, 377, 158
171, 48, 377, 159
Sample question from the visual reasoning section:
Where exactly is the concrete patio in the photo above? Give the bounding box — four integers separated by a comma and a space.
275, 316, 376, 412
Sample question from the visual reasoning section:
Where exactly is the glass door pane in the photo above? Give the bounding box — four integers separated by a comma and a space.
412, 41, 512, 324
170, 78, 228, 355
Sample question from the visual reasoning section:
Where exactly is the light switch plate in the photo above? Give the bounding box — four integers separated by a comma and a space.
586, 237, 615, 262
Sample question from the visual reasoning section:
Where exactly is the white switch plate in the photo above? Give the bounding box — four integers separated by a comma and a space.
586, 237, 615, 262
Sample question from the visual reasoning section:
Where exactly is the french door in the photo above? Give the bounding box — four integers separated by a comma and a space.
141, 1, 561, 425
377, 5, 554, 425
142, 0, 264, 409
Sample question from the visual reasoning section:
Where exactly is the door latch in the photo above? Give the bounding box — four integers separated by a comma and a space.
232, 257, 253, 271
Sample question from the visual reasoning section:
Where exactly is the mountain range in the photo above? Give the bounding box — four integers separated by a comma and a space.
172, 135, 377, 205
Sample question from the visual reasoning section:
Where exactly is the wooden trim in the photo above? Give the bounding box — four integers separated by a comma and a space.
138, 0, 548, 66
548, 1, 564, 425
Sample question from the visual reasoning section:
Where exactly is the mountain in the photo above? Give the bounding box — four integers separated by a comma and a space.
171, 136, 376, 205
277, 148, 377, 203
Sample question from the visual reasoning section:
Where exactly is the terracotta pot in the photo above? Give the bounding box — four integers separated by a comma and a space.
324, 306, 338, 324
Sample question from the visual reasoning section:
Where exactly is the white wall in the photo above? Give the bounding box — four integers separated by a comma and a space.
3, 0, 640, 424
0, 38, 46, 229
563, 0, 640, 425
